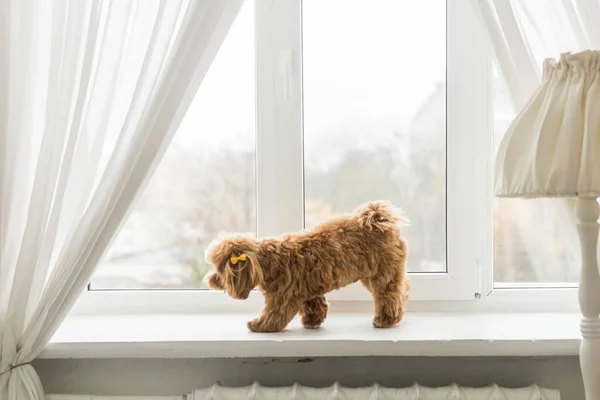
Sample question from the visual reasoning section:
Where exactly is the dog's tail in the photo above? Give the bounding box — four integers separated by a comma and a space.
401, 276, 411, 305
356, 201, 408, 233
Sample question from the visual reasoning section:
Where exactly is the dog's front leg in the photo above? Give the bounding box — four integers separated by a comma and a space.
248, 296, 301, 333
299, 295, 328, 329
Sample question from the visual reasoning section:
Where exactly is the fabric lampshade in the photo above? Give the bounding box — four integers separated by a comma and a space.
495, 50, 600, 199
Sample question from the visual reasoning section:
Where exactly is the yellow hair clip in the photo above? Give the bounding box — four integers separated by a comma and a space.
230, 253, 247, 265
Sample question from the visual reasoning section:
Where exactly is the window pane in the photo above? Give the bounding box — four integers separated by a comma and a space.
90, 1, 255, 289
493, 65, 578, 284
303, 0, 446, 273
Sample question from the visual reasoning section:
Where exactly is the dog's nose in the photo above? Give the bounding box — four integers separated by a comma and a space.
237, 290, 250, 300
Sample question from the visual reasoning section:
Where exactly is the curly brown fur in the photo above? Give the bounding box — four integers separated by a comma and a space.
205, 201, 410, 332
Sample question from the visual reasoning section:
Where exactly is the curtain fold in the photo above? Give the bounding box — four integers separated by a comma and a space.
0, 1, 243, 399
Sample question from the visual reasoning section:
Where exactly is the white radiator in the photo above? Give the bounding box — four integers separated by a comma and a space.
190, 383, 559, 399
48, 383, 560, 400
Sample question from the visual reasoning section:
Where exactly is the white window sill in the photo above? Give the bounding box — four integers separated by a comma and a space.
42, 312, 580, 359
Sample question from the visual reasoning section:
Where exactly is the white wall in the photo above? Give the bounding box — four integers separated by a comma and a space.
35, 356, 582, 399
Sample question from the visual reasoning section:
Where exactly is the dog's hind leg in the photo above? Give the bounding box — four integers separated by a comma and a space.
366, 269, 406, 328
367, 237, 409, 328
299, 295, 328, 329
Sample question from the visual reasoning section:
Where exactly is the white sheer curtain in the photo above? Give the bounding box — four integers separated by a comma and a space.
471, 0, 599, 283
0, 1, 243, 399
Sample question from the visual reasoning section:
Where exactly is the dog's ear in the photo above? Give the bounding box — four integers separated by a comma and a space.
245, 252, 264, 289
225, 251, 263, 300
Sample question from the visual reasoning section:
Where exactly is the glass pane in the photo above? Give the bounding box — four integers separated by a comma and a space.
90, 1, 255, 289
303, 0, 446, 273
493, 65, 579, 285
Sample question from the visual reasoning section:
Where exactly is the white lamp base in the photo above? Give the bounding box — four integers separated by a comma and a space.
577, 198, 600, 400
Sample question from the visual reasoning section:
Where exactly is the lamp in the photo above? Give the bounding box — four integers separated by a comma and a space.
495, 50, 600, 400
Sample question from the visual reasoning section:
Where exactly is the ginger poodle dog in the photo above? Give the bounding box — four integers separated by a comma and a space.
205, 201, 410, 332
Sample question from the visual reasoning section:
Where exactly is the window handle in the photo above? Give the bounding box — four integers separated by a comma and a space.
280, 49, 293, 101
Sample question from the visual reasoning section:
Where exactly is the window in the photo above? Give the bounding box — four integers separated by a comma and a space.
91, 1, 256, 290
302, 0, 446, 274
86, 0, 548, 309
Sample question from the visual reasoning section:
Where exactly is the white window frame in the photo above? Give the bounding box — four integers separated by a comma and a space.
255, 0, 493, 302
73, 0, 579, 315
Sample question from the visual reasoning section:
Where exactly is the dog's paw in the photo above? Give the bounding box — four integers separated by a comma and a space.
302, 322, 322, 329
301, 315, 324, 329
247, 318, 264, 332
247, 317, 284, 333
372, 313, 402, 328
